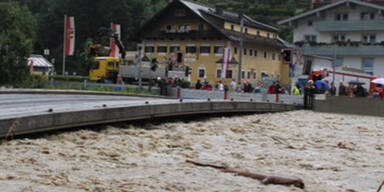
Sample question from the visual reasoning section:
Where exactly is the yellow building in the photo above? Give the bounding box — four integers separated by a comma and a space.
137, 0, 290, 85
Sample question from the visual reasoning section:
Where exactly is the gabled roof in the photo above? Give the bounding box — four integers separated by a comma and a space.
180, 0, 278, 32
28, 55, 53, 68
137, 0, 284, 48
278, 0, 384, 25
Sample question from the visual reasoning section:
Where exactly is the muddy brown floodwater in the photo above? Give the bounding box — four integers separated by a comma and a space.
0, 110, 383, 192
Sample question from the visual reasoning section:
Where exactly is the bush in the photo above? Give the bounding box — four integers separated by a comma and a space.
49, 75, 90, 82
17, 74, 48, 88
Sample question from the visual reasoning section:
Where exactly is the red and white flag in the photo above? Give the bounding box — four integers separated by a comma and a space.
110, 23, 121, 58
221, 48, 232, 78
65, 16, 75, 56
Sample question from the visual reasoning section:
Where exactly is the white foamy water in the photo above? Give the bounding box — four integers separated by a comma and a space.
0, 110, 383, 192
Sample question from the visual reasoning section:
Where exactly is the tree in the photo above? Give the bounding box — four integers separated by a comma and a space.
0, 2, 37, 86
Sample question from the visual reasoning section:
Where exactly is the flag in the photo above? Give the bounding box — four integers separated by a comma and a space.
221, 48, 232, 78
65, 16, 75, 56
110, 23, 121, 58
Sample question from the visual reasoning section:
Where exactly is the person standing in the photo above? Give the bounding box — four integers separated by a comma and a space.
195, 79, 202, 89
275, 81, 282, 94
231, 79, 237, 92
338, 82, 346, 96
293, 83, 301, 95
218, 80, 224, 91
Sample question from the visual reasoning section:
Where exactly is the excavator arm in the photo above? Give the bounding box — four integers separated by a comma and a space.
95, 27, 126, 59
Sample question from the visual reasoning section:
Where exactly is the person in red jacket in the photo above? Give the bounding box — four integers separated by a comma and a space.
268, 82, 276, 94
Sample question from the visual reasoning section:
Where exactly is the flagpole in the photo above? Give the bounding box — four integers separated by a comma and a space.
62, 15, 67, 75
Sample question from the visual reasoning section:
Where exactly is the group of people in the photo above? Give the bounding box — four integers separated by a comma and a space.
195, 79, 269, 93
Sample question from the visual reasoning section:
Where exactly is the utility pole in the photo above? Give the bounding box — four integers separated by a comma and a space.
332, 44, 336, 85
62, 15, 67, 75
138, 43, 144, 90
238, 13, 244, 83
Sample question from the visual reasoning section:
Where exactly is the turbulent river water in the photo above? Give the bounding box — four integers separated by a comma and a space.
0, 110, 383, 192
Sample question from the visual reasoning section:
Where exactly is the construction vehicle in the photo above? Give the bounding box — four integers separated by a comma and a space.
89, 27, 189, 82
89, 27, 126, 82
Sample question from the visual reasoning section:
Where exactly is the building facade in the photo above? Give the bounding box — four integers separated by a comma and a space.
279, 0, 384, 83
137, 0, 290, 86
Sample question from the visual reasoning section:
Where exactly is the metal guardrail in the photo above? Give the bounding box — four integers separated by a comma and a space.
169, 88, 304, 105
51, 81, 161, 95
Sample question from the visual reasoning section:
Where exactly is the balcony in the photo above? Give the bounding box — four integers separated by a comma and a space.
315, 20, 384, 32
295, 44, 384, 56
145, 30, 223, 39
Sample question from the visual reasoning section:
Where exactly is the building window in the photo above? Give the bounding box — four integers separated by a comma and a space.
267, 33, 270, 38
217, 69, 222, 78
335, 57, 343, 67
199, 68, 205, 78
157, 46, 167, 53
170, 46, 180, 52
333, 34, 346, 42
241, 71, 245, 79
186, 46, 197, 54
244, 28, 248, 34
234, 47, 238, 54
264, 51, 267, 59
257, 31, 260, 36
178, 25, 191, 33
304, 35, 317, 42
254, 50, 258, 57
144, 46, 155, 53
335, 13, 348, 21
362, 34, 376, 43
231, 24, 234, 31
362, 58, 374, 75
200, 46, 211, 54
272, 53, 276, 60
307, 20, 313, 26
214, 46, 224, 54
253, 72, 257, 79
361, 12, 375, 20
247, 71, 251, 79
227, 70, 233, 79
166, 25, 172, 31
243, 48, 247, 55
250, 49, 253, 56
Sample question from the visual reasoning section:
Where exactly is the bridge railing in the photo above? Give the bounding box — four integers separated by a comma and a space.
169, 88, 303, 105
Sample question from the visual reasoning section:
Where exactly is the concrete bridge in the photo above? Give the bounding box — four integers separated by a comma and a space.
0, 89, 302, 138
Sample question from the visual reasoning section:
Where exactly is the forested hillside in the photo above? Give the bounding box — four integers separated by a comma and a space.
14, 0, 310, 75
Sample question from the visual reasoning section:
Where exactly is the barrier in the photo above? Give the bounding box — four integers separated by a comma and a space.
314, 96, 384, 116
169, 88, 304, 105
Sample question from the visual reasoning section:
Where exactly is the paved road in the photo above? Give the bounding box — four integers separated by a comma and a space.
0, 94, 176, 119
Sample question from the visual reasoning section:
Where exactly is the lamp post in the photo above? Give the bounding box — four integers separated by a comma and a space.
238, 13, 244, 84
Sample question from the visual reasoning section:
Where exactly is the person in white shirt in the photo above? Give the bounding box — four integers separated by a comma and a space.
231, 79, 237, 92
218, 80, 224, 91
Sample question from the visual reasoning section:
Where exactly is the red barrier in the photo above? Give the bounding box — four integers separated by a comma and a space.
275, 94, 280, 103
224, 90, 229, 100
177, 88, 181, 99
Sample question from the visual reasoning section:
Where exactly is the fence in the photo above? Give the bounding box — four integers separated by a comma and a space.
169, 88, 303, 105
50, 80, 161, 95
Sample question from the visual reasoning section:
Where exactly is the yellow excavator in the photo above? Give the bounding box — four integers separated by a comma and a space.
89, 27, 126, 82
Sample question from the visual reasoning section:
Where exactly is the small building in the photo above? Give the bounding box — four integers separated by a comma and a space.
136, 0, 290, 86
279, 0, 384, 84
28, 55, 54, 75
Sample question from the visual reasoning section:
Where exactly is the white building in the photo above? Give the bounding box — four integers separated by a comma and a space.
279, 0, 384, 85
28, 55, 54, 75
